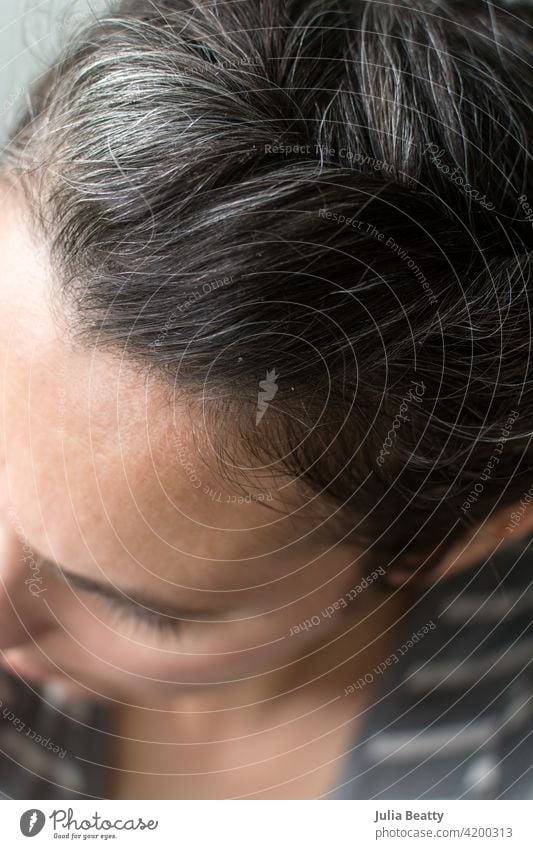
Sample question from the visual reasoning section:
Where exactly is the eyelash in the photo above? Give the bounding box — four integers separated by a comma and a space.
103, 597, 185, 637
38, 557, 188, 638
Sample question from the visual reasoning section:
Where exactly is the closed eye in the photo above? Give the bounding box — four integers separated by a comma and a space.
37, 552, 215, 636
99, 594, 186, 637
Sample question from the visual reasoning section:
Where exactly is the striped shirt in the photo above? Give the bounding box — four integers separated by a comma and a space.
1, 536, 532, 799
331, 536, 533, 799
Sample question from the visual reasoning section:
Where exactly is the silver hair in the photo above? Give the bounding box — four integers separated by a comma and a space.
4, 0, 533, 571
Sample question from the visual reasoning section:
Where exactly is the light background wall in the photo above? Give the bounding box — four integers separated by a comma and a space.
0, 0, 110, 146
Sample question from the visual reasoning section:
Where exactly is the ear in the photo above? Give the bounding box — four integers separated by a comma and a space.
386, 498, 533, 588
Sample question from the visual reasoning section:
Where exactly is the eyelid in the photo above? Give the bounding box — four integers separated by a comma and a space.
101, 594, 185, 635
45, 563, 185, 635
39, 555, 203, 632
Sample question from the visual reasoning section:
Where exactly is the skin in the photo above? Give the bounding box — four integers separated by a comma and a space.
0, 178, 531, 798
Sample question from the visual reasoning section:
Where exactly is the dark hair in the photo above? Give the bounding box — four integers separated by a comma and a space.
5, 0, 533, 576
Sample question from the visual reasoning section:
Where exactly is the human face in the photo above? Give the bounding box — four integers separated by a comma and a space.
0, 181, 364, 701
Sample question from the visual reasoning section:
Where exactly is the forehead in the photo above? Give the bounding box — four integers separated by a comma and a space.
0, 180, 326, 599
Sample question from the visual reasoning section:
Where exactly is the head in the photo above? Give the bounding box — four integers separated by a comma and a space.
0, 0, 532, 700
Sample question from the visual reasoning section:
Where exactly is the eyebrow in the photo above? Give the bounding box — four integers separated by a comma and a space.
42, 559, 220, 625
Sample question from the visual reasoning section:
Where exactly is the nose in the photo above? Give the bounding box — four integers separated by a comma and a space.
0, 520, 56, 650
